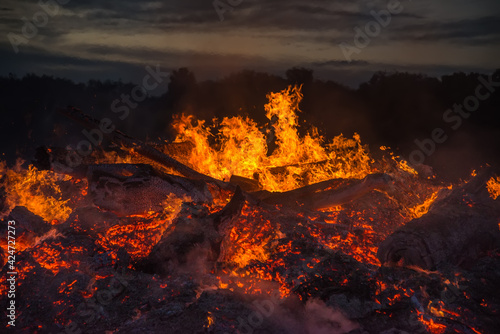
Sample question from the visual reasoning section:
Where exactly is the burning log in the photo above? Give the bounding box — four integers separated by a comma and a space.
87, 164, 393, 215
377, 170, 500, 270
57, 107, 395, 212
39, 144, 393, 217
58, 107, 227, 187
0, 206, 52, 260
40, 141, 392, 215
8, 206, 52, 236
138, 187, 246, 275
56, 206, 121, 237
137, 203, 219, 275
257, 173, 393, 210
86, 164, 212, 216
228, 175, 261, 192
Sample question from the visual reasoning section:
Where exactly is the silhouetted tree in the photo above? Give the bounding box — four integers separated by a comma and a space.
286, 67, 313, 86
167, 68, 196, 99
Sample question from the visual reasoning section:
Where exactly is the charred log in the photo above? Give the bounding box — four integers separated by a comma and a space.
32, 145, 120, 178
7, 206, 51, 236
58, 107, 229, 188
86, 164, 212, 216
139, 189, 245, 276
377, 170, 500, 270
137, 205, 216, 276
56, 206, 121, 237
1, 206, 52, 248
152, 140, 195, 161
87, 164, 395, 215
212, 185, 246, 231
257, 173, 393, 210
228, 175, 261, 192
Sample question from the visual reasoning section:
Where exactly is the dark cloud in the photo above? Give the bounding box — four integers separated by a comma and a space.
0, 41, 282, 85
0, 42, 168, 85
389, 15, 500, 45
312, 59, 371, 67
0, 0, 499, 85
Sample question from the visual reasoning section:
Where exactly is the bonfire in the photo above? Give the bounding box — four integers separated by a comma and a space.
1, 86, 499, 333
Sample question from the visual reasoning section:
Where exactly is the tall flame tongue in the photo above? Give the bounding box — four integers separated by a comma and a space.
172, 85, 373, 192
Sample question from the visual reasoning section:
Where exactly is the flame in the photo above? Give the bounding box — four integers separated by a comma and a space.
380, 146, 418, 176
204, 312, 215, 329
395, 159, 418, 175
486, 176, 500, 200
1, 161, 73, 223
408, 190, 439, 218
172, 85, 373, 192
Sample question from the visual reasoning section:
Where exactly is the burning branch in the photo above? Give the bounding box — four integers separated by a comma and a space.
55, 106, 392, 213
257, 173, 393, 210
58, 106, 227, 187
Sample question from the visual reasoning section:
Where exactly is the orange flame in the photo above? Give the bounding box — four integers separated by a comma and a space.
1, 161, 73, 223
487, 176, 500, 200
408, 190, 439, 219
172, 85, 373, 192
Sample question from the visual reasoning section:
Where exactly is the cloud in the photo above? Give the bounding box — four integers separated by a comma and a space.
389, 15, 500, 45
0, 0, 498, 85
313, 59, 371, 67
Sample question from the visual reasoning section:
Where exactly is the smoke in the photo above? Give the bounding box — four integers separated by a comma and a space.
270, 298, 360, 334
225, 294, 361, 334
33, 228, 64, 246
178, 243, 216, 277
303, 299, 360, 334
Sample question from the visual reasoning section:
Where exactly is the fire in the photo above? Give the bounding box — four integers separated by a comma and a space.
419, 315, 447, 334
408, 190, 439, 218
204, 311, 215, 329
31, 240, 85, 275
486, 176, 500, 199
172, 85, 372, 192
0, 86, 490, 333
1, 161, 73, 223
380, 147, 418, 176
95, 195, 186, 261
221, 204, 278, 267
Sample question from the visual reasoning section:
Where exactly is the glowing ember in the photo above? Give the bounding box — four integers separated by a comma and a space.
221, 204, 278, 267
418, 315, 447, 334
31, 241, 85, 275
204, 311, 215, 329
487, 176, 500, 199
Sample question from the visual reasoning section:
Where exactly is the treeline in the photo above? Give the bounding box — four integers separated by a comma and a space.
1, 68, 499, 180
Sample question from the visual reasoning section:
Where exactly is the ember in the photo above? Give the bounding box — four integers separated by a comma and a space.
0, 85, 499, 333
487, 176, 500, 200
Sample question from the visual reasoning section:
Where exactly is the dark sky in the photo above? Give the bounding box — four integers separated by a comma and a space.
1, 0, 500, 87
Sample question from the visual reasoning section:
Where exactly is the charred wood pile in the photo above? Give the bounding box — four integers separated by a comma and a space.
1, 92, 500, 333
